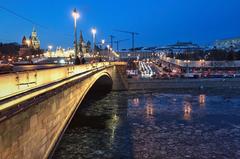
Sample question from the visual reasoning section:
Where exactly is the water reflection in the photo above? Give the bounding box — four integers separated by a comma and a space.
199, 94, 206, 107
132, 98, 140, 107
54, 91, 240, 159
108, 114, 119, 145
183, 101, 192, 121
145, 97, 154, 118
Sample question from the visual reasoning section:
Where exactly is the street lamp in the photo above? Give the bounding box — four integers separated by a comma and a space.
101, 39, 105, 45
107, 45, 110, 61
200, 59, 205, 73
91, 28, 97, 53
99, 39, 105, 59
48, 45, 53, 50
48, 45, 53, 57
72, 8, 80, 61
101, 39, 105, 50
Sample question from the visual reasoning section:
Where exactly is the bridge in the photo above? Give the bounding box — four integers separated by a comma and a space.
0, 62, 127, 159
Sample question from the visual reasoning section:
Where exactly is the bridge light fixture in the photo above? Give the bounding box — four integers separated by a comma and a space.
91, 28, 97, 35
72, 8, 80, 62
91, 27, 97, 53
72, 8, 80, 21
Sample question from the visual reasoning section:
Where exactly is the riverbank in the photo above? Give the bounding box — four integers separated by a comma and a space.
128, 78, 240, 90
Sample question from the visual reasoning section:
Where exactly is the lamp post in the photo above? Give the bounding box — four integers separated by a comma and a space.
101, 39, 105, 47
48, 45, 53, 57
91, 28, 97, 54
200, 59, 205, 73
107, 45, 110, 61
72, 8, 80, 60
100, 39, 105, 60
101, 39, 105, 52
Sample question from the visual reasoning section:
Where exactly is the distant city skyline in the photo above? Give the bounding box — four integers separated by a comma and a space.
0, 0, 240, 49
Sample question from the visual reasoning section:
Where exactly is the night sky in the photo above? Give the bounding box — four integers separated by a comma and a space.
0, 0, 240, 49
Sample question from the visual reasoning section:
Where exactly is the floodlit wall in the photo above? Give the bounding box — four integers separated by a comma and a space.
0, 63, 127, 159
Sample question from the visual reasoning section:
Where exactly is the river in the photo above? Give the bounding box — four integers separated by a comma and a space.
53, 90, 240, 159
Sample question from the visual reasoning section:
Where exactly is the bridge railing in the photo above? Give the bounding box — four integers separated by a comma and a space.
0, 62, 125, 101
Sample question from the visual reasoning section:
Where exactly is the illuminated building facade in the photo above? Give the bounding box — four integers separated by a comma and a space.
19, 28, 41, 57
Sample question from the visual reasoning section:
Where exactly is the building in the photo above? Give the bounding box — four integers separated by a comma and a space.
42, 31, 93, 59
166, 42, 202, 54
78, 31, 88, 55
44, 48, 74, 58
119, 42, 203, 60
214, 37, 240, 50
30, 28, 40, 49
19, 28, 41, 57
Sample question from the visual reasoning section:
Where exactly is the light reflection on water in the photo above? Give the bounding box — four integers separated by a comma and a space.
108, 114, 119, 145
183, 101, 192, 121
146, 97, 154, 117
132, 98, 140, 107
53, 91, 240, 159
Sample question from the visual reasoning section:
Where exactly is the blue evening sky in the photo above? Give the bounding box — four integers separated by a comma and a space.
0, 0, 240, 49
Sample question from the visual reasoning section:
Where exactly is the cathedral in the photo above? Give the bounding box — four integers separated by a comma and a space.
19, 28, 41, 57
22, 27, 40, 50
79, 31, 88, 54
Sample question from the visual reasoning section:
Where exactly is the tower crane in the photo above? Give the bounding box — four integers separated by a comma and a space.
114, 30, 139, 52
114, 39, 129, 51
109, 35, 115, 48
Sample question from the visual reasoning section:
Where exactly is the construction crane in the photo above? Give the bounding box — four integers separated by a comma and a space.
114, 39, 129, 51
109, 35, 115, 48
114, 30, 139, 52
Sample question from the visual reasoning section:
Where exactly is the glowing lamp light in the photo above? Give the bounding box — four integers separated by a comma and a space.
72, 9, 80, 20
101, 39, 105, 45
91, 28, 97, 35
48, 45, 53, 50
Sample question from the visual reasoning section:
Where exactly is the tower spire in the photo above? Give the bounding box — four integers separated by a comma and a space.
32, 26, 36, 32
79, 30, 84, 54
79, 30, 84, 44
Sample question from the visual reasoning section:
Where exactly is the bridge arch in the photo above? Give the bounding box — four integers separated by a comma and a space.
83, 72, 113, 97
0, 63, 127, 159
46, 70, 116, 158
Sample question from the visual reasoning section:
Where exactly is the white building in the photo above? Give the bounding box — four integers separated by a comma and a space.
214, 37, 240, 50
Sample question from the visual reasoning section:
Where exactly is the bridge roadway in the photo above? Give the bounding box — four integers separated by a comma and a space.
0, 62, 127, 159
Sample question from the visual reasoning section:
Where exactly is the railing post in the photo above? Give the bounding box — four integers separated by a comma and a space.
16, 72, 20, 89
26, 71, 30, 87
34, 70, 38, 85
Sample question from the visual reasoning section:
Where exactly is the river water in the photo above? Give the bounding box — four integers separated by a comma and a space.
53, 90, 240, 159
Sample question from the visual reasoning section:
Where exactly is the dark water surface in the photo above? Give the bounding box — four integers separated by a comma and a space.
53, 90, 240, 159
